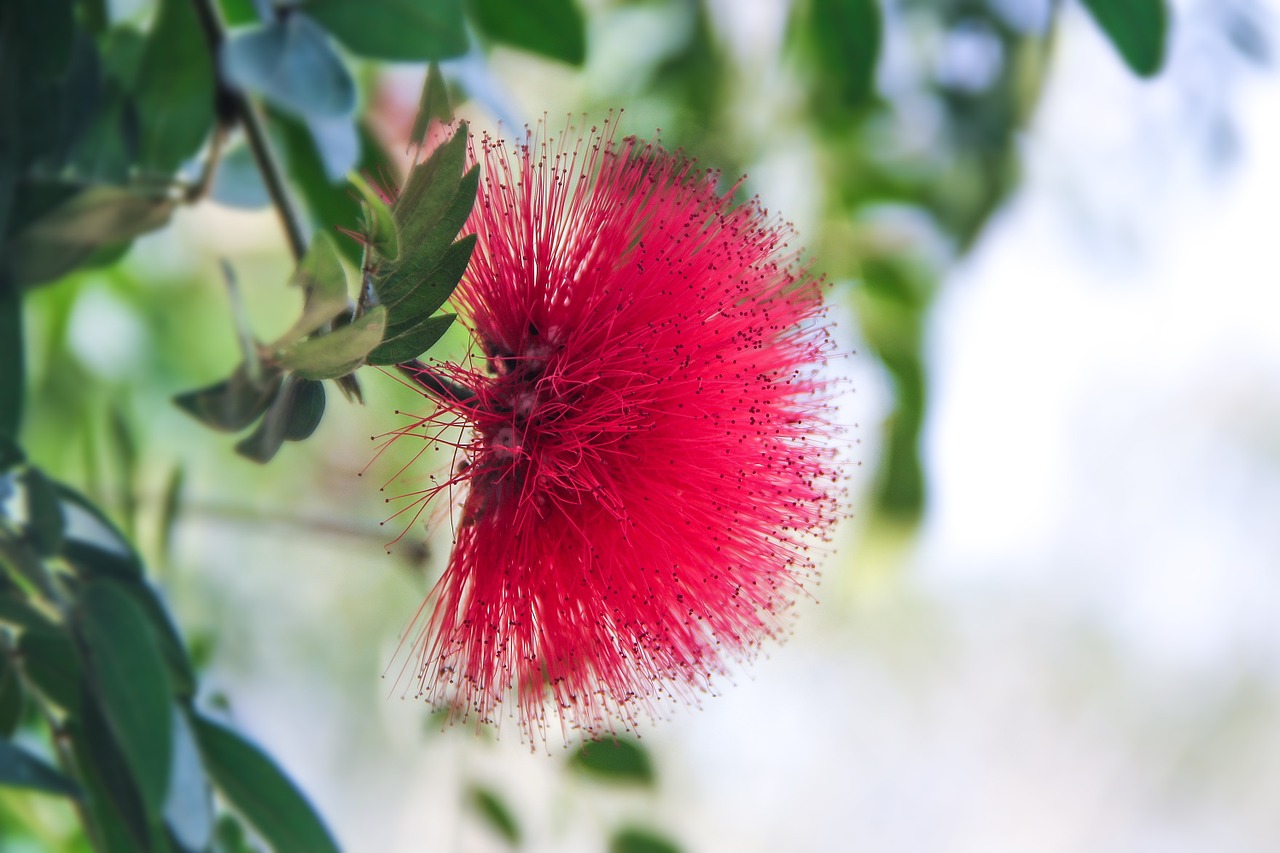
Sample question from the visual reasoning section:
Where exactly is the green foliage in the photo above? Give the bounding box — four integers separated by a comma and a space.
791, 0, 882, 123
566, 737, 655, 785
472, 0, 587, 66
1080, 0, 1170, 77
0, 284, 20, 444
610, 827, 684, 853
192, 715, 340, 853
468, 785, 521, 845
134, 0, 217, 174
304, 0, 469, 61
0, 739, 80, 797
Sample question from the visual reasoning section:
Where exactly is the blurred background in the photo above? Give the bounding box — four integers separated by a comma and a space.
7, 0, 1280, 850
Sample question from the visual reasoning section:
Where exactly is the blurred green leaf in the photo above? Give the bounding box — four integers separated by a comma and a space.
7, 185, 175, 287
795, 0, 881, 118
193, 714, 340, 853
411, 63, 452, 148
174, 365, 285, 434
0, 653, 23, 736
0, 283, 22, 441
467, 785, 520, 846
366, 311, 455, 366
0, 593, 57, 634
349, 174, 399, 262
566, 737, 655, 785
106, 405, 139, 539
277, 305, 386, 379
157, 465, 184, 566
1080, 0, 1169, 77
163, 708, 215, 853
21, 467, 65, 557
0, 739, 80, 797
277, 232, 351, 346
305, 0, 468, 61
70, 696, 156, 852
75, 580, 174, 815
221, 14, 357, 119
134, 0, 216, 173
18, 629, 82, 712
9, 0, 75, 80
471, 0, 586, 65
610, 827, 683, 853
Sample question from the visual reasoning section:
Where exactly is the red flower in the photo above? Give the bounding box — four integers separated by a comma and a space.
392, 122, 840, 739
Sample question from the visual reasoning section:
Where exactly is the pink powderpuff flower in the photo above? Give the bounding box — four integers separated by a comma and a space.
389, 120, 841, 740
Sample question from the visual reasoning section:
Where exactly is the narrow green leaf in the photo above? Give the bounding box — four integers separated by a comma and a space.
375, 232, 474, 323
566, 737, 655, 785
0, 280, 21, 440
173, 365, 284, 433
134, 0, 216, 173
192, 715, 340, 853
276, 233, 351, 346
0, 739, 80, 797
276, 305, 387, 380
75, 580, 174, 814
54, 481, 142, 577
349, 174, 399, 262
411, 63, 452, 149
8, 185, 175, 287
21, 467, 65, 557
472, 0, 586, 65
366, 312, 455, 366
0, 653, 24, 736
156, 465, 183, 566
0, 528, 57, 597
304, 0, 467, 61
1080, 0, 1169, 77
221, 14, 357, 119
610, 827, 683, 853
467, 785, 520, 846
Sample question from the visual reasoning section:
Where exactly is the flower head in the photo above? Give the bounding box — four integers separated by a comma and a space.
391, 121, 840, 739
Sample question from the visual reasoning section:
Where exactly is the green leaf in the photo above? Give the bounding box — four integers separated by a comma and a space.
0, 592, 57, 633
70, 696, 156, 852
234, 375, 328, 463
18, 628, 82, 712
566, 737, 655, 785
221, 14, 357, 119
471, 0, 586, 65
276, 233, 351, 346
75, 579, 174, 814
134, 0, 216, 173
276, 305, 387, 380
0, 653, 24, 736
9, 0, 76, 80
7, 185, 175, 287
156, 465, 184, 566
609, 827, 683, 853
174, 365, 285, 433
304, 0, 468, 61
163, 708, 215, 853
0, 283, 22, 442
377, 228, 475, 322
411, 63, 452, 149
21, 467, 65, 557
349, 174, 399, 262
796, 0, 881, 115
1080, 0, 1169, 77
366, 311, 455, 366
192, 714, 340, 853
0, 739, 80, 797
282, 378, 325, 441
467, 785, 520, 846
